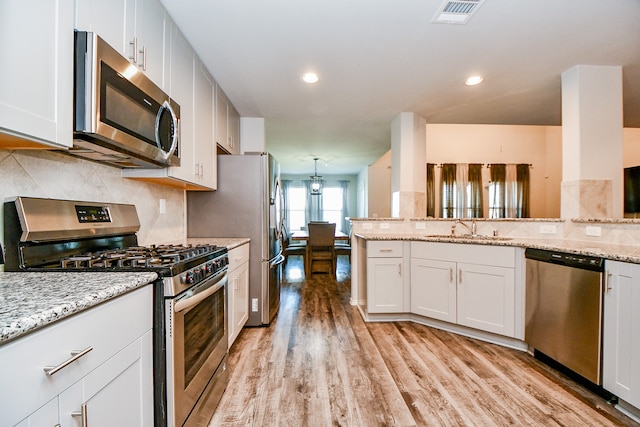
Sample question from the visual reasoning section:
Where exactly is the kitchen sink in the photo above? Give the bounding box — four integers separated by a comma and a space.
423, 234, 513, 241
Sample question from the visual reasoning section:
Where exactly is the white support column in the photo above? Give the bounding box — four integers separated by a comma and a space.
561, 65, 623, 218
391, 112, 426, 218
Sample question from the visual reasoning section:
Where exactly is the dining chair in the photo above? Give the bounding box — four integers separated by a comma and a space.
282, 224, 306, 267
334, 236, 351, 262
307, 222, 336, 277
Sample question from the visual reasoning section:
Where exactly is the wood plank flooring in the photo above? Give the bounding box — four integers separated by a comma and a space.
209, 256, 639, 427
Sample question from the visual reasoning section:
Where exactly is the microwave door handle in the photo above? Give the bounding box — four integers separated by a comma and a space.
155, 100, 179, 160
174, 272, 227, 313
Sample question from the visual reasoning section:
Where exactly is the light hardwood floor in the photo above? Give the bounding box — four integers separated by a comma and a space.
210, 256, 639, 426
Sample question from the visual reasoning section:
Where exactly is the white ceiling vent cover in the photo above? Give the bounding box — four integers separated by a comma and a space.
432, 0, 486, 25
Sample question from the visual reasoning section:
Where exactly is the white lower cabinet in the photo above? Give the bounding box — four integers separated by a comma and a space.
410, 242, 516, 337
366, 241, 407, 313
2, 285, 153, 427
228, 243, 250, 348
603, 260, 640, 409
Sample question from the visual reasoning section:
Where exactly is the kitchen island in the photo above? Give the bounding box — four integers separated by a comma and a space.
351, 217, 640, 422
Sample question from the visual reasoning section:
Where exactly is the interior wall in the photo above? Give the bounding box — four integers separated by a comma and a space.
357, 167, 368, 218
425, 124, 562, 218
367, 150, 392, 218
0, 149, 186, 249
623, 128, 640, 167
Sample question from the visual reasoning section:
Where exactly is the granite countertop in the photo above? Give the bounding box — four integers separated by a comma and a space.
354, 233, 640, 264
185, 237, 250, 250
0, 272, 157, 345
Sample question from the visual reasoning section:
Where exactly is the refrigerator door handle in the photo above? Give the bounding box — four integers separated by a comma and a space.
267, 252, 285, 266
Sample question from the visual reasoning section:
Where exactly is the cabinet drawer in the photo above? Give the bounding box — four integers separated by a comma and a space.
0, 285, 152, 427
228, 243, 250, 271
367, 240, 403, 257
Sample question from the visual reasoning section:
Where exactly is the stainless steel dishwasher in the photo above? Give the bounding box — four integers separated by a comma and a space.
525, 247, 605, 385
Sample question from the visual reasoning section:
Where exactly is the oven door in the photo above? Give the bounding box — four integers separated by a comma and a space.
166, 270, 228, 427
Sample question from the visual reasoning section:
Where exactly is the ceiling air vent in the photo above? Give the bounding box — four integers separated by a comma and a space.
432, 0, 485, 25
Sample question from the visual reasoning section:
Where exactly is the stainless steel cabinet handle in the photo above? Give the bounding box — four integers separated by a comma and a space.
450, 267, 453, 283
379, 249, 392, 253
398, 263, 402, 276
138, 45, 147, 70
606, 270, 613, 293
458, 268, 462, 284
129, 38, 137, 63
43, 347, 93, 376
71, 403, 88, 427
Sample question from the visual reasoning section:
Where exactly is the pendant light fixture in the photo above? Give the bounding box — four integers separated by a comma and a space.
310, 158, 323, 195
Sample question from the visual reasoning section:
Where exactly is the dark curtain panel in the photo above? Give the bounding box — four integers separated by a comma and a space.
440, 163, 456, 218
516, 164, 531, 218
468, 163, 483, 218
490, 164, 506, 218
426, 163, 435, 217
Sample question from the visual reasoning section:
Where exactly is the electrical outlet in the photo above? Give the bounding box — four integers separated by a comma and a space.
586, 226, 602, 236
159, 198, 166, 214
251, 298, 259, 312
379, 222, 390, 229
539, 224, 557, 234
362, 222, 373, 230
415, 222, 426, 230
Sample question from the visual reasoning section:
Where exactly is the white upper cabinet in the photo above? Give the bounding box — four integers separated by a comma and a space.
75, 0, 168, 89
123, 20, 217, 190
216, 85, 241, 155
0, 0, 74, 148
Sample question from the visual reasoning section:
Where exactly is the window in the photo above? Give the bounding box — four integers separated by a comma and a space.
282, 179, 349, 233
287, 185, 307, 231
322, 186, 344, 229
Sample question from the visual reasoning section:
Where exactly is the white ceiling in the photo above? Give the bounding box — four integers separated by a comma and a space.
160, 0, 640, 175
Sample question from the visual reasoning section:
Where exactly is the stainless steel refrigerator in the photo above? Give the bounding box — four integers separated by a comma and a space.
187, 153, 284, 326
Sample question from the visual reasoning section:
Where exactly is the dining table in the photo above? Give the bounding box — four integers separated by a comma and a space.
291, 230, 350, 241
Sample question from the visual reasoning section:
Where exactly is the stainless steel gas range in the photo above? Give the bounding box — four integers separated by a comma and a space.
3, 196, 229, 427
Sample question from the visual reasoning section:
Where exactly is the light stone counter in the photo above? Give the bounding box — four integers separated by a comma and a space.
0, 272, 157, 345
354, 232, 640, 264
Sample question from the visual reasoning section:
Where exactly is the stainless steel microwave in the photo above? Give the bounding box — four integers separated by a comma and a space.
72, 31, 180, 168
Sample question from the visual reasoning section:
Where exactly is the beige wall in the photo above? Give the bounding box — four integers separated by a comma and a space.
425, 124, 562, 218
0, 150, 186, 247
367, 150, 392, 218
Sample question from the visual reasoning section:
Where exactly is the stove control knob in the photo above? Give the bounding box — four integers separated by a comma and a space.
183, 272, 193, 284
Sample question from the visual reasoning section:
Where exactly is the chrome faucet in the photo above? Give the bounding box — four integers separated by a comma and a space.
451, 219, 477, 237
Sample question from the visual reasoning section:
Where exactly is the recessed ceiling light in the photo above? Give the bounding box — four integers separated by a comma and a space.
465, 75, 483, 86
302, 72, 319, 84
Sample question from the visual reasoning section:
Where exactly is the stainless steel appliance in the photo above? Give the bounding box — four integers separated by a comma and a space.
525, 248, 605, 384
73, 31, 180, 169
187, 153, 285, 326
3, 197, 228, 427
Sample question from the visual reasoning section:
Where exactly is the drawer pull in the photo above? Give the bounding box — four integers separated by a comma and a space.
43, 346, 93, 376
71, 403, 88, 427
379, 249, 393, 252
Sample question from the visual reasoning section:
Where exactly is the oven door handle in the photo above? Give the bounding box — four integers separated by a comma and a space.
174, 272, 227, 313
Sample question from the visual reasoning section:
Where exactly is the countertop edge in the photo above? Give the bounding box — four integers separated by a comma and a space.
354, 233, 640, 264
0, 272, 158, 345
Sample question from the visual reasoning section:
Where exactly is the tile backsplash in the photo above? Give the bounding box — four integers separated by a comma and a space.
0, 149, 186, 248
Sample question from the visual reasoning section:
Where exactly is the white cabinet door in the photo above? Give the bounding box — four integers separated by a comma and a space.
0, 0, 73, 148
457, 263, 515, 337
75, 0, 130, 55
167, 23, 194, 183
603, 261, 640, 408
411, 258, 456, 323
367, 257, 404, 313
194, 59, 217, 189
75, 0, 168, 89
59, 331, 154, 427
215, 85, 230, 152
228, 243, 250, 347
227, 103, 241, 154
14, 397, 59, 427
